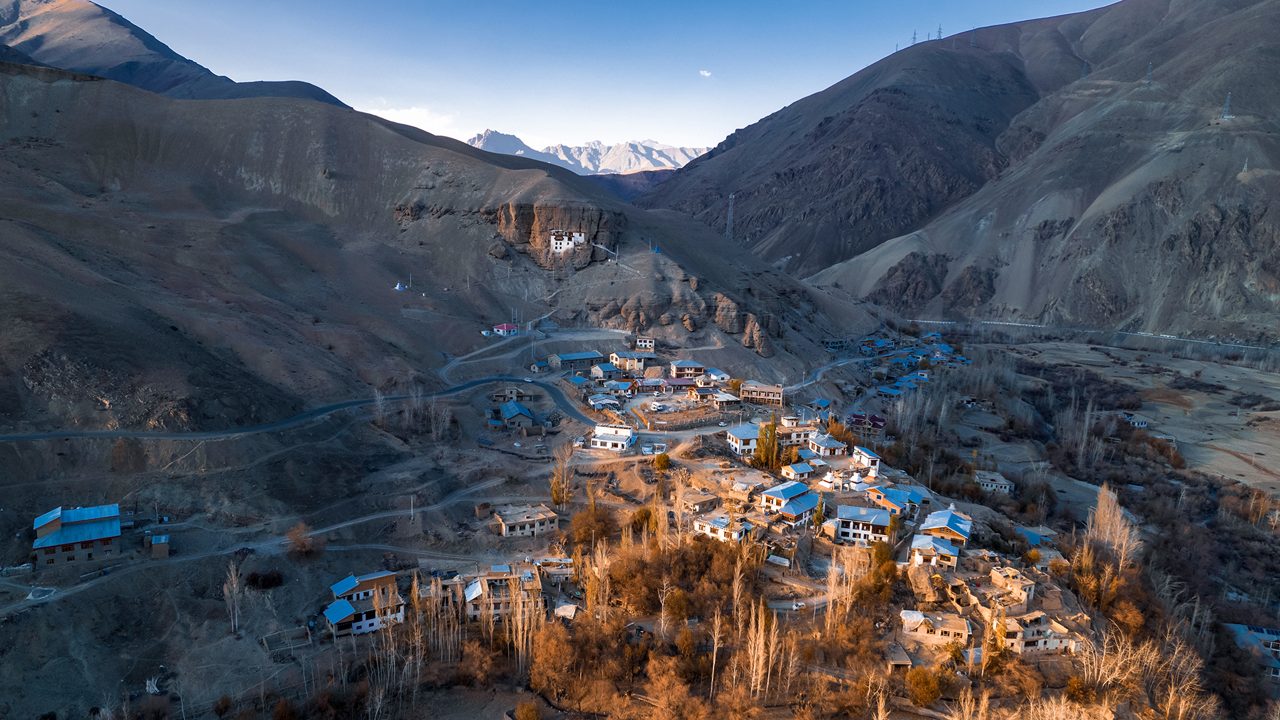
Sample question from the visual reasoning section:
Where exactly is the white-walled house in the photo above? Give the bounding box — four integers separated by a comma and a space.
324, 570, 405, 637
909, 534, 959, 569
590, 424, 636, 452
834, 505, 892, 545
549, 230, 587, 253
852, 447, 881, 475
693, 515, 755, 543
974, 470, 1015, 495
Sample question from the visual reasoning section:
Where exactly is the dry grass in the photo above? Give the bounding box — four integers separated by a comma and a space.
1141, 387, 1194, 410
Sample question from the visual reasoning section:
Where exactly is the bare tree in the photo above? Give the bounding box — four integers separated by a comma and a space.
223, 561, 243, 634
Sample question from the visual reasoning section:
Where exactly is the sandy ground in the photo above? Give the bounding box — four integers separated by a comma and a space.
1018, 342, 1280, 497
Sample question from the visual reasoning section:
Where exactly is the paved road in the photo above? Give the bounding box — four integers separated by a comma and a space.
0, 376, 591, 444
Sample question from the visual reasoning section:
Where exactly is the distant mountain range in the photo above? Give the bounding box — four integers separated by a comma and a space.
466, 130, 706, 175
0, 0, 345, 106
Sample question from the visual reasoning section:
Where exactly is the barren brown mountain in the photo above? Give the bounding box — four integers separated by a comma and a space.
646, 0, 1280, 340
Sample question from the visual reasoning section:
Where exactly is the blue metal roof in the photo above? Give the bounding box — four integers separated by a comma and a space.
779, 493, 820, 517
786, 463, 814, 475
330, 574, 359, 597
810, 434, 846, 450
763, 480, 809, 500
594, 362, 618, 372
726, 424, 758, 441
491, 564, 511, 573
854, 447, 880, 460
836, 505, 890, 526
555, 351, 603, 362
810, 398, 832, 408
63, 504, 120, 523
33, 507, 61, 530
152, 534, 170, 545
500, 400, 534, 421
921, 506, 973, 539
911, 534, 958, 556
613, 351, 657, 360
32, 517, 121, 548
671, 360, 703, 368
323, 599, 356, 624
567, 376, 589, 385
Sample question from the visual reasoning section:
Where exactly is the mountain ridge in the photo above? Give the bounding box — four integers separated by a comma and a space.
0, 0, 346, 106
467, 129, 707, 175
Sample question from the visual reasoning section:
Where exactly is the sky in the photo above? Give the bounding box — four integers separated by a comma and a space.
102, 0, 1113, 149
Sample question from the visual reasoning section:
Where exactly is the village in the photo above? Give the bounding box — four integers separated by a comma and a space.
3, 221, 1278, 716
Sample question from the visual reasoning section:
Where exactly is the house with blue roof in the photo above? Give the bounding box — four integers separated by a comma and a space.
548, 350, 604, 371
726, 423, 760, 455
782, 462, 815, 481
867, 486, 915, 516
910, 534, 959, 569
920, 504, 974, 546
669, 359, 706, 379
498, 400, 536, 429
31, 503, 122, 565
852, 447, 882, 474
778, 493, 821, 526
760, 480, 810, 513
590, 362, 621, 380
833, 505, 892, 545
808, 433, 848, 458
324, 570, 404, 637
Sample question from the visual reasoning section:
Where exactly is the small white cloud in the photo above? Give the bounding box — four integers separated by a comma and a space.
698, 69, 712, 78
356, 105, 457, 134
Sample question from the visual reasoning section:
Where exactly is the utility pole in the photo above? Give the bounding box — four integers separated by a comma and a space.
912, 29, 917, 45
937, 24, 943, 41
725, 193, 735, 243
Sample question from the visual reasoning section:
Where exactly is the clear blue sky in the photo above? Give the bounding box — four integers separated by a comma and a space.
102, 0, 1112, 148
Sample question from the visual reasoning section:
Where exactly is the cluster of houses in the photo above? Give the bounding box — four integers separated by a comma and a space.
865, 332, 970, 400
324, 559, 575, 638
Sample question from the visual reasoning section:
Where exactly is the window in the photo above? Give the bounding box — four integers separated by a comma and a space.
81, 542, 94, 549
101, 538, 112, 546
61, 544, 73, 552
44, 548, 54, 555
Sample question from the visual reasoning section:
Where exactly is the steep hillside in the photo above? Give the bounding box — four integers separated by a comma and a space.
812, 0, 1280, 340
587, 169, 676, 201
0, 39, 35, 64
468, 129, 707, 175
638, 7, 1108, 275
0, 0, 345, 105
0, 62, 867, 435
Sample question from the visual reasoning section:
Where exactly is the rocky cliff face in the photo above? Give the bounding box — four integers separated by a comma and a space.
491, 202, 626, 269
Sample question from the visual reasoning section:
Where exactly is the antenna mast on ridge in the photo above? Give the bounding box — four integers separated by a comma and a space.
1221, 92, 1234, 120
725, 193, 735, 243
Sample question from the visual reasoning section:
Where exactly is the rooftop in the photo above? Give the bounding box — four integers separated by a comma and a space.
836, 505, 891, 526
911, 534, 959, 557
499, 400, 534, 421
553, 351, 604, 362
920, 505, 974, 540
762, 480, 810, 501
779, 493, 821, 518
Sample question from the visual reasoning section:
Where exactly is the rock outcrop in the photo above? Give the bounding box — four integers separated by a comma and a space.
492, 202, 626, 269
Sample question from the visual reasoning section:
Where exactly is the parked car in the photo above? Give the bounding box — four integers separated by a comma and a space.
718, 421, 728, 427
573, 436, 585, 448
792, 601, 806, 610
641, 444, 655, 455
